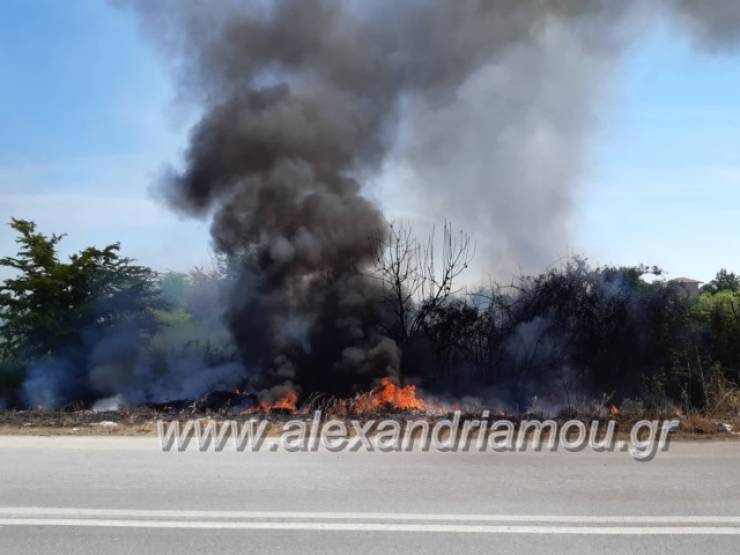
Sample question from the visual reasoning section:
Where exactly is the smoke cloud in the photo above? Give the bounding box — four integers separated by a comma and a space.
118, 0, 740, 396
672, 0, 740, 50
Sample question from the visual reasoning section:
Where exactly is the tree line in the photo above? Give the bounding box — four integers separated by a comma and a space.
1, 218, 739, 414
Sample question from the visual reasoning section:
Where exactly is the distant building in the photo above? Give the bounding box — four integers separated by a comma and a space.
669, 277, 703, 297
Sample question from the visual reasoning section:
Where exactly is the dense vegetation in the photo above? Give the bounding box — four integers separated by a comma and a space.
1, 219, 739, 414
0, 220, 236, 408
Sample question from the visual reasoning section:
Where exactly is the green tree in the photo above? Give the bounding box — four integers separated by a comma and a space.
0, 219, 164, 395
696, 290, 740, 380
158, 271, 189, 311
703, 269, 740, 295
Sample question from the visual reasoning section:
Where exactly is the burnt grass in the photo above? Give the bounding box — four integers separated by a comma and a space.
1, 399, 738, 440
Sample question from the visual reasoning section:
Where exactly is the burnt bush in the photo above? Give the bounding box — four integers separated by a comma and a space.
389, 252, 739, 412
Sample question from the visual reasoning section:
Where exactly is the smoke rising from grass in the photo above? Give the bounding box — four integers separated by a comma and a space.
118, 0, 740, 396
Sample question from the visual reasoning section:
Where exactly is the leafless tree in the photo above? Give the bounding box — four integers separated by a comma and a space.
374, 220, 473, 344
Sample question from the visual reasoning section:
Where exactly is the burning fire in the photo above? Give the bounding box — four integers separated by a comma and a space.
610, 404, 620, 416
240, 379, 429, 416
245, 389, 299, 415
352, 377, 427, 415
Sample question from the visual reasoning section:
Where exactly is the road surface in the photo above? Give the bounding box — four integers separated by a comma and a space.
1, 436, 739, 553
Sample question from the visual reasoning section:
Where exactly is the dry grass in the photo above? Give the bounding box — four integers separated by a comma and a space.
0, 409, 739, 440
3, 382, 740, 438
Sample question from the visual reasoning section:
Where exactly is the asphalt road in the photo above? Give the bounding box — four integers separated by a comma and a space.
1, 436, 739, 554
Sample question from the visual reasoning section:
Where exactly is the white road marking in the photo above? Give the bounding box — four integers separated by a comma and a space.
1, 518, 740, 535
0, 507, 740, 534
1, 507, 740, 524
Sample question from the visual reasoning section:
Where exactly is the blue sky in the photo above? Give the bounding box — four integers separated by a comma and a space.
1, 1, 739, 283
578, 22, 740, 282
0, 0, 211, 276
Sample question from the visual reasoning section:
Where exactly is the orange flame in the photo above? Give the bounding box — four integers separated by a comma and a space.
352, 377, 426, 415
266, 391, 299, 413
245, 388, 299, 414
610, 404, 620, 416
336, 399, 349, 417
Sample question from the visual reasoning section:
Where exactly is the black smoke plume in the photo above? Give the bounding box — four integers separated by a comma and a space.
119, 0, 740, 398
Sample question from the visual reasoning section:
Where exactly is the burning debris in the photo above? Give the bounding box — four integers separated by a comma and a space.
352, 378, 426, 415
245, 384, 300, 415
